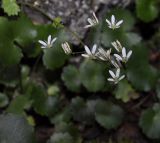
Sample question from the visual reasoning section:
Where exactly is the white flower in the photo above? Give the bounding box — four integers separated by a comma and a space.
106, 15, 123, 29
108, 68, 125, 84
111, 40, 123, 52
38, 35, 57, 49
97, 48, 111, 61
62, 42, 72, 55
82, 44, 97, 59
114, 47, 132, 63
84, 12, 99, 28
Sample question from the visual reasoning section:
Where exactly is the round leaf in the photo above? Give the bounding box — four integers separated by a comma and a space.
136, 0, 158, 22
127, 44, 157, 91
80, 60, 106, 92
47, 132, 74, 143
62, 65, 81, 92
139, 103, 160, 139
95, 100, 124, 129
43, 46, 68, 70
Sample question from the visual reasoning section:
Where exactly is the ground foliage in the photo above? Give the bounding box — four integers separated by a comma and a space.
0, 0, 160, 143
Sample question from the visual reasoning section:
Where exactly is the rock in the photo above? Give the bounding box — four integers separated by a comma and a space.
19, 0, 131, 44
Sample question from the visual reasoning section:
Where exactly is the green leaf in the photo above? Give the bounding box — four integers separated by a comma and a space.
28, 82, 60, 116
69, 97, 95, 124
43, 46, 68, 70
7, 95, 30, 114
54, 122, 81, 142
139, 103, 160, 139
52, 17, 64, 28
136, 0, 158, 22
0, 66, 19, 87
12, 15, 39, 57
126, 44, 157, 91
0, 93, 9, 108
80, 60, 106, 92
115, 80, 138, 102
0, 114, 34, 143
51, 108, 71, 124
0, 42, 23, 66
0, 17, 23, 66
47, 132, 74, 143
95, 100, 124, 129
2, 0, 20, 16
124, 32, 142, 47
62, 65, 81, 92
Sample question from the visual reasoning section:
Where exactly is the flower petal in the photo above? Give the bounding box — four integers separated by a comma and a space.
107, 78, 114, 82
116, 68, 120, 78
114, 54, 122, 61
92, 44, 97, 54
122, 47, 126, 58
87, 18, 94, 25
111, 60, 119, 68
81, 54, 90, 58
51, 37, 57, 44
111, 15, 115, 25
84, 25, 92, 28
84, 45, 91, 55
127, 50, 132, 59
38, 40, 47, 46
106, 19, 111, 26
109, 70, 116, 78
119, 75, 125, 81
116, 20, 123, 26
92, 12, 99, 23
47, 35, 52, 44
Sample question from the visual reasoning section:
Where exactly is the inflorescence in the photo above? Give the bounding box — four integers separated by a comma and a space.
38, 12, 132, 84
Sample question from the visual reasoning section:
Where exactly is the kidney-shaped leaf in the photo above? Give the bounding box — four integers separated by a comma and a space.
62, 65, 81, 92
95, 100, 124, 129
139, 103, 160, 139
80, 60, 106, 92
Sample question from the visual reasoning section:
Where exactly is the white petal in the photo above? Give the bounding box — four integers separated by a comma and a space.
122, 47, 126, 57
111, 60, 119, 68
51, 37, 57, 44
93, 12, 99, 23
114, 54, 122, 61
111, 15, 115, 25
87, 18, 94, 25
38, 40, 47, 46
116, 20, 123, 26
119, 75, 125, 81
116, 68, 120, 78
92, 44, 97, 54
81, 54, 90, 58
47, 35, 52, 44
109, 70, 116, 78
127, 50, 132, 59
107, 78, 114, 82
84, 45, 91, 55
84, 25, 92, 28
111, 41, 116, 47
106, 19, 111, 26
